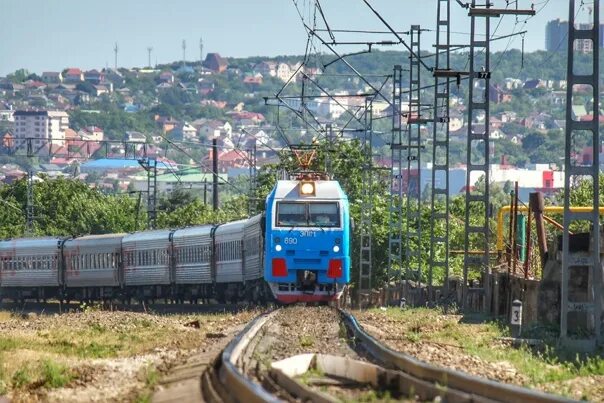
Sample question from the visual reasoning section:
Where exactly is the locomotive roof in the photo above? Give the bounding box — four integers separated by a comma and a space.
272, 180, 346, 200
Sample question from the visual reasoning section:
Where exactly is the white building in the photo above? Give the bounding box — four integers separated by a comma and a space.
13, 110, 69, 147
276, 63, 292, 82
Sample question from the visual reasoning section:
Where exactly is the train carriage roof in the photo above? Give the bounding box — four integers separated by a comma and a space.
214, 219, 247, 236
122, 229, 173, 246
172, 225, 214, 240
64, 233, 125, 249
0, 237, 63, 254
272, 180, 346, 200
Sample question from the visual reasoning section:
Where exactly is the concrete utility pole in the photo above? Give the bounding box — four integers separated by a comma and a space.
147, 47, 153, 68
182, 39, 187, 66
199, 37, 204, 63
114, 42, 119, 70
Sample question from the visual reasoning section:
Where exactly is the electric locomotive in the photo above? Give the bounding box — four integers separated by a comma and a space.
264, 175, 351, 303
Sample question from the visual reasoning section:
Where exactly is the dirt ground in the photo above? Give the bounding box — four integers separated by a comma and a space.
354, 307, 604, 401
252, 305, 359, 365
0, 307, 259, 402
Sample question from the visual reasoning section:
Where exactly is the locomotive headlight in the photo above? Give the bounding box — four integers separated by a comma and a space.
333, 245, 340, 253
275, 244, 282, 252
300, 181, 315, 196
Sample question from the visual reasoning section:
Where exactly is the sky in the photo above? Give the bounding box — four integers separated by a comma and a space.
0, 0, 590, 76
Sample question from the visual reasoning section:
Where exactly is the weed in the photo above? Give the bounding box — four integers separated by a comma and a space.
136, 319, 153, 329
0, 337, 18, 352
298, 367, 324, 384
406, 332, 421, 343
41, 359, 72, 388
0, 354, 6, 395
144, 366, 159, 388
12, 367, 31, 389
135, 365, 159, 403
299, 335, 315, 348
89, 323, 106, 333
79, 302, 103, 313
339, 322, 348, 340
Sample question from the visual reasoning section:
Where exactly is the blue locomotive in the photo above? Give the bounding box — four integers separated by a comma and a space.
0, 177, 351, 305
264, 175, 351, 303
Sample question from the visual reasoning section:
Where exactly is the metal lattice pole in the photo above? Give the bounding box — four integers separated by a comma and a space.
358, 97, 374, 307
26, 168, 34, 236
325, 123, 333, 177
461, 1, 534, 312
462, 1, 492, 312
141, 158, 158, 229
561, 0, 601, 349
388, 65, 404, 294
406, 25, 423, 295
248, 139, 257, 216
429, 0, 453, 305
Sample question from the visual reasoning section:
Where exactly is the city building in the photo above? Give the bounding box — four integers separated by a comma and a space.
13, 110, 69, 147
545, 19, 604, 52
203, 53, 228, 73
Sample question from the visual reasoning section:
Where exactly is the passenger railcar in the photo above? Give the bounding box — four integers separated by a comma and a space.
63, 234, 124, 301
264, 178, 351, 303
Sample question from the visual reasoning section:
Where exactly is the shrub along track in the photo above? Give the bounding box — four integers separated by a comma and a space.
201, 306, 570, 402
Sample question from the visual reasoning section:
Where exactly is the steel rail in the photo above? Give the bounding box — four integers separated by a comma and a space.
340, 309, 572, 403
206, 309, 282, 403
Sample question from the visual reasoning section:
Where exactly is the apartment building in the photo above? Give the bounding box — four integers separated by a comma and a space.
13, 110, 69, 147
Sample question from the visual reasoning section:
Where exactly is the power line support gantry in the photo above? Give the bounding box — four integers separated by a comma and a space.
561, 0, 601, 351
387, 65, 404, 302
405, 25, 427, 305
461, 1, 534, 312
358, 97, 375, 308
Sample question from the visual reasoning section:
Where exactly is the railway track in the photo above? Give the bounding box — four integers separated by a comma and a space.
199, 306, 572, 402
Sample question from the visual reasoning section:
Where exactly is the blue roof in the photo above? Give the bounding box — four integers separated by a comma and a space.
81, 159, 175, 170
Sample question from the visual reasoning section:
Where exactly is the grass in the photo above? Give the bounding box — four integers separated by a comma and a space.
134, 365, 160, 403
361, 307, 604, 400
40, 359, 73, 388
297, 367, 325, 385
0, 309, 258, 397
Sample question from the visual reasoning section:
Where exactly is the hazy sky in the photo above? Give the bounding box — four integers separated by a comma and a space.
0, 0, 588, 75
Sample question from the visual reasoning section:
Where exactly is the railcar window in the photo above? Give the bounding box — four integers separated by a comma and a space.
308, 203, 340, 227
276, 202, 340, 228
277, 203, 307, 226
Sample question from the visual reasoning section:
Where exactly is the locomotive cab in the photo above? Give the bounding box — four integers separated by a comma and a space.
264, 177, 351, 303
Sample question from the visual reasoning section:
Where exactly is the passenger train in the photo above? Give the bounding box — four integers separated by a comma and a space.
0, 177, 351, 304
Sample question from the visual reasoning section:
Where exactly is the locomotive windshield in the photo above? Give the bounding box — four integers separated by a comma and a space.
276, 202, 340, 228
